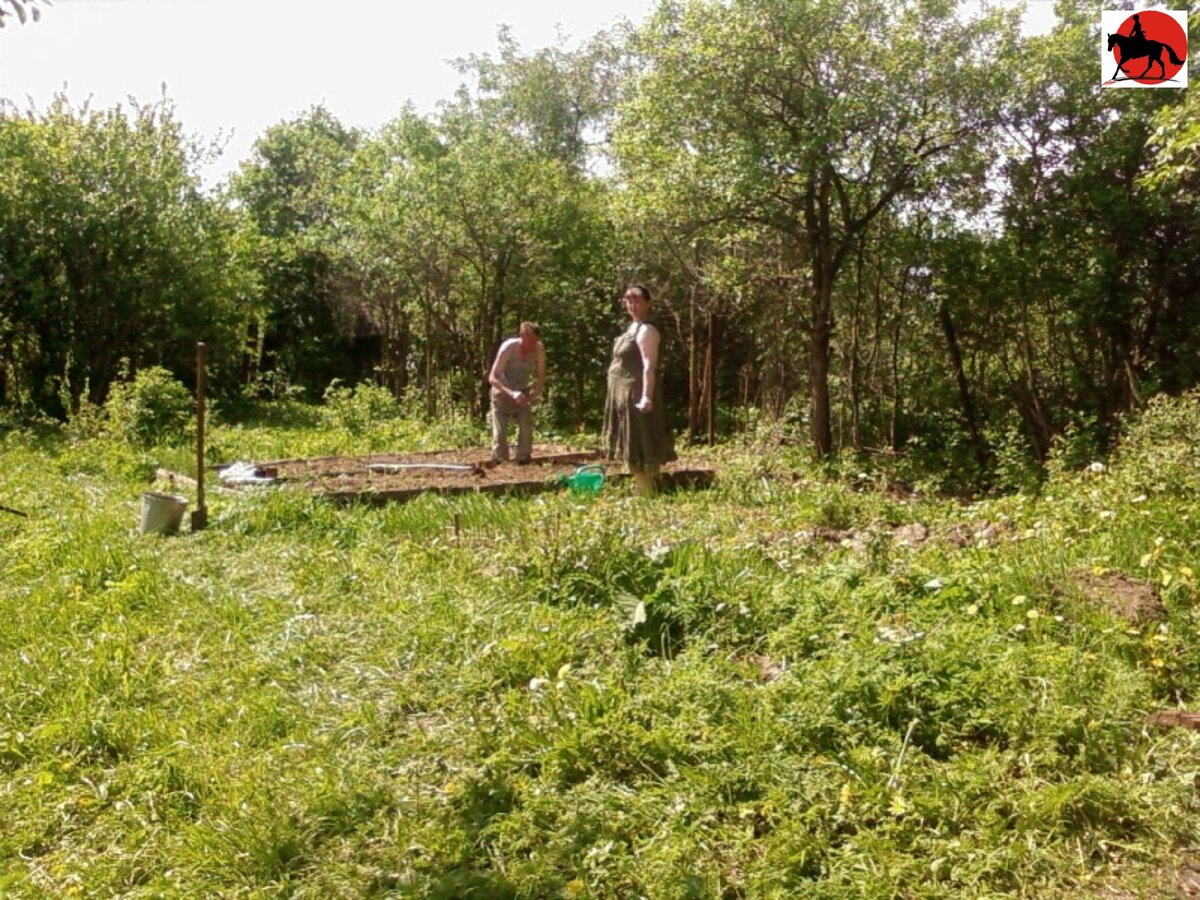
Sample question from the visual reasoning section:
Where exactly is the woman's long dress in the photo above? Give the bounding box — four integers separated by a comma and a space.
602, 323, 676, 472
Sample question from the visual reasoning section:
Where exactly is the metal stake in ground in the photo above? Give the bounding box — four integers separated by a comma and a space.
192, 341, 208, 532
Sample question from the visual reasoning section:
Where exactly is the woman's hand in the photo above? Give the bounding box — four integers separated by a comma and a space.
635, 396, 652, 413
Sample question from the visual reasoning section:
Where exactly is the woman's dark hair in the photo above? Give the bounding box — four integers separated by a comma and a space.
623, 283, 652, 303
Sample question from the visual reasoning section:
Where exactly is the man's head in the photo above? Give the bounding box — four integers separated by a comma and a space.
518, 321, 540, 349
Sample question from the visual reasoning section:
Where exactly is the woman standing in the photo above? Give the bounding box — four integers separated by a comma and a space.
602, 284, 676, 495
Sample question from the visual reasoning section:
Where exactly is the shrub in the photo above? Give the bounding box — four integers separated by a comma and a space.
1045, 414, 1104, 482
1110, 390, 1200, 498
992, 424, 1045, 495
104, 365, 194, 447
320, 380, 402, 435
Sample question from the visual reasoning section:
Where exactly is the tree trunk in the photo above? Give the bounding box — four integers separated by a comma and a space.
0, 336, 8, 406
688, 287, 701, 443
1013, 377, 1052, 462
423, 316, 435, 418
809, 279, 834, 457
848, 315, 862, 450
889, 288, 904, 451
805, 165, 837, 459
241, 318, 259, 388
937, 296, 990, 471
706, 311, 718, 445
384, 316, 410, 397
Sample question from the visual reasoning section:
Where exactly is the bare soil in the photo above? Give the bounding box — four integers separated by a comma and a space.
221, 444, 714, 504
1070, 569, 1165, 625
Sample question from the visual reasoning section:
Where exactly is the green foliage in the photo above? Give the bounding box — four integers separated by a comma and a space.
458, 25, 626, 172
320, 379, 402, 435
335, 103, 617, 424
991, 425, 1045, 496
614, 0, 1020, 455
1143, 11, 1200, 190
1110, 390, 1200, 499
5, 6, 1200, 495
4, 407, 1200, 896
1045, 416, 1105, 482
230, 107, 362, 395
0, 95, 256, 417
103, 365, 194, 447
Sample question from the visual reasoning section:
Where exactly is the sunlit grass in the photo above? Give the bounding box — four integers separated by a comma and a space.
3, 404, 1200, 896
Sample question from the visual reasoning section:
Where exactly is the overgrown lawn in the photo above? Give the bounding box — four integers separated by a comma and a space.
3, 400, 1200, 897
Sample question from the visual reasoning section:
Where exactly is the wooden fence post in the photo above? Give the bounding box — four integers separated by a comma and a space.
191, 341, 208, 532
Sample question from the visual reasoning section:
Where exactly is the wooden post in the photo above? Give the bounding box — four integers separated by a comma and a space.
191, 341, 208, 532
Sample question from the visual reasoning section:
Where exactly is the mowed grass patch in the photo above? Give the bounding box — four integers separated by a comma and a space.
3, 411, 1200, 896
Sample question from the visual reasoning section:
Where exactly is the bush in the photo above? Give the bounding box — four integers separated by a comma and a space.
1045, 414, 1104, 482
104, 366, 194, 447
992, 424, 1045, 495
1110, 390, 1200, 498
320, 380, 402, 435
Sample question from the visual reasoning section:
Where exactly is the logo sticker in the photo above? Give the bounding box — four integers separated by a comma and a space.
1101, 9, 1188, 88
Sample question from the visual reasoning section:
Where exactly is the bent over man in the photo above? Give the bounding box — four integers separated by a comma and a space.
487, 322, 545, 464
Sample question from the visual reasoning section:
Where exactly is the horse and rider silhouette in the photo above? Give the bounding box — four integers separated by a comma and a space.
1107, 14, 1185, 82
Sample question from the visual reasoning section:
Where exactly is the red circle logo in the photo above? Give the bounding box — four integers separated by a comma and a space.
1108, 10, 1188, 84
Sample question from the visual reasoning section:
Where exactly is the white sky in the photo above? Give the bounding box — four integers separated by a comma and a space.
0, 0, 1057, 189
0, 0, 659, 186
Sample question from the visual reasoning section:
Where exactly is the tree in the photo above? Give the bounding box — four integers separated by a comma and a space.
0, 96, 254, 415
455, 26, 630, 174
985, 1, 1193, 455
231, 107, 362, 395
336, 105, 616, 422
616, 0, 1017, 456
1142, 10, 1200, 191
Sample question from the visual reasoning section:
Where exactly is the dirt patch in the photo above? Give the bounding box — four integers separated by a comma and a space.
893, 523, 929, 547
1181, 860, 1200, 897
1071, 862, 1200, 899
943, 519, 1011, 548
1146, 710, 1200, 731
219, 444, 714, 504
747, 654, 785, 683
1071, 569, 1165, 625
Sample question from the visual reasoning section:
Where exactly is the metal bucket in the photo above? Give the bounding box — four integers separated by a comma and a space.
139, 492, 188, 535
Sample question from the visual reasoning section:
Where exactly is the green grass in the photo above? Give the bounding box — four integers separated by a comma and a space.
3, 405, 1200, 897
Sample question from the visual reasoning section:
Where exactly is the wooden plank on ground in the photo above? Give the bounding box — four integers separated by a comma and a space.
316, 467, 716, 506
524, 450, 604, 465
